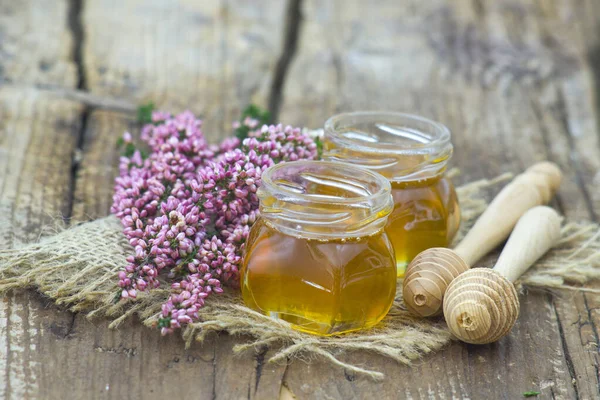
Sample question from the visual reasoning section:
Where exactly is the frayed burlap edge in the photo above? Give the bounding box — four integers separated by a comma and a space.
1, 172, 599, 380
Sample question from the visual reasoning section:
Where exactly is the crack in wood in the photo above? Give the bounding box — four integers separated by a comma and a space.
594, 363, 600, 397
343, 369, 356, 382
582, 294, 600, 396
64, 306, 76, 338
212, 344, 217, 400
4, 296, 12, 400
254, 345, 267, 394
552, 295, 581, 400
268, 0, 302, 122
94, 345, 138, 358
278, 360, 291, 400
48, 312, 76, 339
65, 0, 89, 224
583, 295, 600, 348
68, 0, 86, 91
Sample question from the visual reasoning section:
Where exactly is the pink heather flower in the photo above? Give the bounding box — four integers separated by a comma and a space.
113, 111, 318, 334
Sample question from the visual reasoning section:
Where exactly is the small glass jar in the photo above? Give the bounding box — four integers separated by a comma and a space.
241, 160, 397, 336
323, 112, 461, 277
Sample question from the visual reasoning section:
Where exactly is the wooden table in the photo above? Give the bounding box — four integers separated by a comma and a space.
1, 0, 599, 398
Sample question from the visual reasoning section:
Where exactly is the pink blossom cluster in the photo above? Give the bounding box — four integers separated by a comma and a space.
111, 110, 318, 334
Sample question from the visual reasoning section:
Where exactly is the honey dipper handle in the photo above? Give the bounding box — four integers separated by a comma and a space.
453, 162, 562, 266
493, 206, 561, 282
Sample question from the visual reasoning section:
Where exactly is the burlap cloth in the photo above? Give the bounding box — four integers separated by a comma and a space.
1, 172, 599, 379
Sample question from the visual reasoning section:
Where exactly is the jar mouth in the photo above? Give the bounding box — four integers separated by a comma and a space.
258, 160, 393, 239
323, 111, 453, 181
324, 111, 451, 154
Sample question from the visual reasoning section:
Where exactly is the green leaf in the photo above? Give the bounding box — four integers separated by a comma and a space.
314, 135, 323, 159
116, 137, 125, 148
235, 104, 271, 140
124, 142, 137, 158
139, 148, 150, 160
112, 290, 122, 304
137, 102, 155, 124
523, 391, 541, 397
157, 317, 171, 329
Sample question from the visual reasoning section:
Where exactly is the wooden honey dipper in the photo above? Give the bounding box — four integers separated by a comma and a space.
403, 161, 562, 317
443, 206, 561, 344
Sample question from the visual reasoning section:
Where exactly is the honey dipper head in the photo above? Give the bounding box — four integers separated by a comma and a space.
443, 268, 519, 344
403, 248, 469, 317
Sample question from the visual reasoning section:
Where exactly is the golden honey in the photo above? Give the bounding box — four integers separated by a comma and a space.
323, 112, 461, 277
241, 219, 396, 336
388, 176, 460, 274
241, 160, 397, 336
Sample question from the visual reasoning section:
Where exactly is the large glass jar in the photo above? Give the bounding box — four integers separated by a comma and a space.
241, 161, 397, 336
323, 112, 461, 277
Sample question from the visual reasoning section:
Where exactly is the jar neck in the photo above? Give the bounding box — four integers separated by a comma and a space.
258, 161, 393, 240
323, 111, 453, 182
390, 167, 447, 186
322, 137, 452, 182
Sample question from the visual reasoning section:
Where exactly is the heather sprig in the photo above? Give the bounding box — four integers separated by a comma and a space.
112, 106, 318, 333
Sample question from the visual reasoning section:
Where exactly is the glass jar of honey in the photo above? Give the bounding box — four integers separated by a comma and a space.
240, 161, 397, 336
323, 112, 460, 278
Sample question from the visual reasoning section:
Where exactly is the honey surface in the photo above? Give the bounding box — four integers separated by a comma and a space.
388, 176, 460, 277
241, 219, 397, 336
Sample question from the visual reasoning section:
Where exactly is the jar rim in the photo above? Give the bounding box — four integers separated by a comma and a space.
258, 160, 394, 239
260, 160, 392, 205
324, 111, 452, 155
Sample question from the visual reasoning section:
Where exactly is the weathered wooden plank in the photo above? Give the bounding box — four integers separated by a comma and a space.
0, 2, 87, 399
281, 292, 575, 399
277, 0, 600, 398
0, 292, 75, 400
2, 0, 600, 399
67, 0, 291, 399
35, 305, 217, 400
0, 0, 77, 87
73, 0, 290, 219
0, 86, 84, 399
81, 0, 287, 137
212, 334, 288, 400
71, 110, 135, 222
528, 2, 600, 397
0, 3, 86, 400
0, 87, 83, 246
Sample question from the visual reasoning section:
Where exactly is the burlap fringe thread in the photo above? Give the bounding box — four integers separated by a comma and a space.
1, 173, 599, 380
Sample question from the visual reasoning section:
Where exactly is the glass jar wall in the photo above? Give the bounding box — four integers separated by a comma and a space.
240, 161, 397, 336
323, 112, 461, 277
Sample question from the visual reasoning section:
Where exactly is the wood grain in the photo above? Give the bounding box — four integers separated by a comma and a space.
1, 0, 289, 399
0, 87, 84, 399
0, 0, 77, 87
278, 0, 600, 398
403, 247, 470, 317
70, 0, 290, 399
1, 0, 600, 399
81, 0, 287, 137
